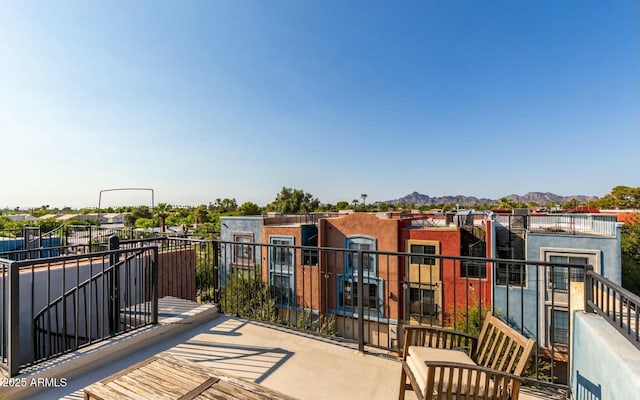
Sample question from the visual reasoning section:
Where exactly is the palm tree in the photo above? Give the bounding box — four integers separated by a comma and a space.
155, 203, 172, 233
360, 194, 368, 210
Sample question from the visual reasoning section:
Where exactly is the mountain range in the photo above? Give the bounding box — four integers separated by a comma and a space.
383, 191, 599, 206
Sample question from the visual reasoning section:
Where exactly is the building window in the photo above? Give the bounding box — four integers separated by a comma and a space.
345, 236, 376, 276
232, 234, 253, 267
495, 247, 525, 286
552, 309, 569, 345
410, 244, 436, 265
271, 273, 292, 306
302, 249, 318, 266
549, 255, 587, 292
269, 236, 295, 306
339, 276, 382, 315
409, 286, 438, 317
460, 261, 486, 279
271, 239, 292, 266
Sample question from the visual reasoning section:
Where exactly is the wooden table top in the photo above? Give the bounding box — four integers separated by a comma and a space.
83, 353, 297, 400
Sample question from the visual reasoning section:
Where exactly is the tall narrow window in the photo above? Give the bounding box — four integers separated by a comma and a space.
232, 234, 253, 267
269, 237, 295, 307
552, 309, 569, 345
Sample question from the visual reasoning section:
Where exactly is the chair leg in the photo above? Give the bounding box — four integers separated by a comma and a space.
398, 366, 407, 400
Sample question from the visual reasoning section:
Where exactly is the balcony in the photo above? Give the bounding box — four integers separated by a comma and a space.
8, 306, 565, 400
496, 214, 619, 237
0, 233, 637, 399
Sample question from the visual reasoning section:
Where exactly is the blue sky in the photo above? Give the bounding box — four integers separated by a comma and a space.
1, 1, 638, 208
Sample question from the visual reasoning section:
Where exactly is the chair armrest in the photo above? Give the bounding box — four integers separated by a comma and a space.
423, 361, 525, 400
402, 326, 478, 359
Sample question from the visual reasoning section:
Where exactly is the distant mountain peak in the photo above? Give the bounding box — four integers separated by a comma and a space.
383, 191, 598, 206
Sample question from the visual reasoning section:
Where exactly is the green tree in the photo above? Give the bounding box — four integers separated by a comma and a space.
336, 201, 350, 210
596, 185, 640, 209
239, 202, 262, 216
220, 198, 238, 212
267, 187, 320, 214
135, 218, 153, 229
191, 205, 209, 225
621, 214, 640, 295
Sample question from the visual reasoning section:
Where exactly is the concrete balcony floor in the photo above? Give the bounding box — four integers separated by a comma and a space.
15, 298, 555, 400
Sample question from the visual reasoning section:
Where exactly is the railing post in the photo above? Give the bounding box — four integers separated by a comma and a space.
357, 250, 365, 353
584, 265, 594, 313
151, 247, 158, 325
213, 240, 220, 304
7, 261, 20, 377
108, 235, 120, 335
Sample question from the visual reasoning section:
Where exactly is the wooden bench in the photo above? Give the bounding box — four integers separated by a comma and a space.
398, 313, 536, 400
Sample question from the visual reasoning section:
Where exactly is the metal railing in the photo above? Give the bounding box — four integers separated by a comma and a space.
0, 246, 158, 376
2, 232, 631, 396
497, 214, 618, 237
585, 269, 640, 350
215, 239, 595, 393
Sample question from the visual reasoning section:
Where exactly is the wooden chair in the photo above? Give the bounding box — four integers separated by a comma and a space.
398, 313, 536, 400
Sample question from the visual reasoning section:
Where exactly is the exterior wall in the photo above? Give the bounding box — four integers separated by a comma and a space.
493, 230, 622, 343
400, 227, 459, 324
219, 216, 263, 279
399, 225, 492, 326
157, 248, 196, 301
572, 312, 640, 400
318, 213, 401, 322
220, 216, 263, 244
261, 225, 322, 312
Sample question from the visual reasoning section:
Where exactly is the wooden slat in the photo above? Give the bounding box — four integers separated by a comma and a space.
85, 382, 134, 400
116, 374, 182, 398
180, 377, 220, 400
197, 390, 235, 400
147, 358, 210, 382
132, 365, 196, 395
194, 388, 225, 400
497, 339, 516, 372
488, 333, 508, 370
101, 356, 158, 383
140, 362, 207, 393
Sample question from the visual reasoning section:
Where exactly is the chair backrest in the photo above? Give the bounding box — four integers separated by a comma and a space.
473, 313, 536, 377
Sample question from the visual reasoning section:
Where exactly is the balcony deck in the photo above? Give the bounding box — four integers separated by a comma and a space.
14, 298, 554, 400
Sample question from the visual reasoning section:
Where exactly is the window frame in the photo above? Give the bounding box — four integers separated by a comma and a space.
460, 260, 487, 279
337, 275, 384, 317
408, 284, 439, 318
495, 246, 526, 287
268, 236, 295, 307
550, 308, 569, 347
344, 236, 377, 276
232, 233, 254, 267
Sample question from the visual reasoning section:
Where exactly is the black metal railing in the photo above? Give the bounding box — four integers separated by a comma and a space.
0, 246, 158, 376
586, 269, 640, 350
262, 213, 342, 226
2, 231, 631, 396
214, 239, 596, 393
497, 214, 618, 237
